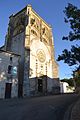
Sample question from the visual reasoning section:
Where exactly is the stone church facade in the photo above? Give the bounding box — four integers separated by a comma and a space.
0, 5, 60, 98
0, 50, 20, 98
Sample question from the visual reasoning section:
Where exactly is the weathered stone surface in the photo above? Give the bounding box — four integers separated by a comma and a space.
0, 50, 19, 98
0, 5, 59, 97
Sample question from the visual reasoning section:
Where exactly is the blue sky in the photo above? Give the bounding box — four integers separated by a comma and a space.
0, 0, 80, 79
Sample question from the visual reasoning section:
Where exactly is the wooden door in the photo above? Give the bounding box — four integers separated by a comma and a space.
5, 83, 12, 98
38, 79, 43, 92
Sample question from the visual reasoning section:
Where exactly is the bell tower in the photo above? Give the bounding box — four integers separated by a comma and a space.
4, 5, 59, 96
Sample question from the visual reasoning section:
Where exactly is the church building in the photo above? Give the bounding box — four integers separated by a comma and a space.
0, 5, 60, 98
0, 49, 20, 98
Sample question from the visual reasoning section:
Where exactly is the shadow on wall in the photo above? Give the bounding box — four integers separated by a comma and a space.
0, 71, 18, 99
29, 75, 60, 96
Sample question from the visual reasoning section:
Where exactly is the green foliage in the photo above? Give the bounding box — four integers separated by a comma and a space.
75, 78, 80, 87
58, 45, 80, 66
57, 3, 80, 69
58, 3, 80, 87
73, 67, 80, 87
60, 78, 74, 87
62, 3, 80, 41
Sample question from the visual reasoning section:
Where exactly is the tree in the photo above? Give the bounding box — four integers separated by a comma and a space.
60, 78, 74, 87
57, 3, 80, 70
73, 66, 80, 87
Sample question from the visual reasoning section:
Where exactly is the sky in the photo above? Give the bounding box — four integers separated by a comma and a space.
0, 0, 80, 79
